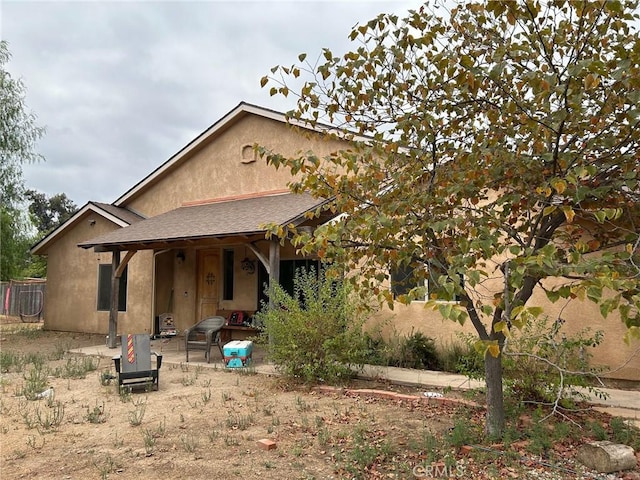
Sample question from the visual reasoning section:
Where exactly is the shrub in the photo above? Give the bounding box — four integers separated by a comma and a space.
363, 329, 443, 370
255, 266, 370, 384
394, 330, 442, 370
439, 338, 485, 379
502, 316, 605, 405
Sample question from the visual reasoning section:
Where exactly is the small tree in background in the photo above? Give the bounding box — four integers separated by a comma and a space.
261, 1, 640, 437
21, 190, 78, 278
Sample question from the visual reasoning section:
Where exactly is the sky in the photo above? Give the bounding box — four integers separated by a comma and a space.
2, 0, 420, 208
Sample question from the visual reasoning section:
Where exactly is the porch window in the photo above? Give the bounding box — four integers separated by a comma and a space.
223, 249, 234, 300
256, 259, 321, 311
97, 264, 127, 311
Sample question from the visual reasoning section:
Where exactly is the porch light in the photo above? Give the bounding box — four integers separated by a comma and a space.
176, 250, 186, 263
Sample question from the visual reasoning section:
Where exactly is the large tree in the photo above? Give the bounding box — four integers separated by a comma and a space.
20, 190, 78, 278
25, 190, 77, 235
261, 1, 640, 437
1, 40, 45, 281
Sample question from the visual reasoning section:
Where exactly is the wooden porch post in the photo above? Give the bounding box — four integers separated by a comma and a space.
268, 239, 280, 299
107, 250, 136, 349
107, 250, 121, 349
268, 239, 280, 346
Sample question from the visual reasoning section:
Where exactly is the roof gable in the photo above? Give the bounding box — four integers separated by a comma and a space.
113, 102, 371, 209
114, 102, 333, 207
31, 203, 144, 255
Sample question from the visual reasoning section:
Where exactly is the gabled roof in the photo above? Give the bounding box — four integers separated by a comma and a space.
79, 191, 335, 252
114, 102, 348, 207
33, 102, 358, 256
31, 202, 145, 255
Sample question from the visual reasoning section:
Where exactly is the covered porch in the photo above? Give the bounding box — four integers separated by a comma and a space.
77, 191, 336, 348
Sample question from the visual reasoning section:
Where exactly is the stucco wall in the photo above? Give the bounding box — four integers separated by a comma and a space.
43, 211, 154, 336
367, 278, 639, 381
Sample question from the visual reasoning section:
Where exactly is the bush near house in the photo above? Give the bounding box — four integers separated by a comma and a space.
256, 267, 371, 384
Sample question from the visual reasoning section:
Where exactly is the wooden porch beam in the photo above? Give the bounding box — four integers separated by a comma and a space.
115, 250, 136, 278
248, 242, 270, 275
268, 239, 280, 292
107, 250, 136, 349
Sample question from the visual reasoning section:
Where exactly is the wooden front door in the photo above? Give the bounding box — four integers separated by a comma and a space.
197, 249, 220, 320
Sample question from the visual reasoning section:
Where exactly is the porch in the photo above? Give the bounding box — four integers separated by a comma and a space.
76, 191, 338, 347
70, 334, 273, 372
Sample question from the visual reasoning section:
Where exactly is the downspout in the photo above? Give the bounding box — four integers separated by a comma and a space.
151, 249, 171, 336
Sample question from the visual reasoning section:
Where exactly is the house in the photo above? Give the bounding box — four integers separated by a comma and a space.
31, 103, 343, 345
32, 102, 639, 382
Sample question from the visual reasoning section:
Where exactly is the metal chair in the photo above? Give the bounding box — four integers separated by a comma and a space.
112, 334, 162, 391
184, 316, 225, 363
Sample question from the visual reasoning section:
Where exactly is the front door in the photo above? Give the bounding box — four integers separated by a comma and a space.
197, 249, 220, 320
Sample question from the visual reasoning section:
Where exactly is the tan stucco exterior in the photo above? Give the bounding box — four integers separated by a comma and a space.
125, 115, 345, 216
36, 106, 351, 338
35, 104, 639, 381
368, 264, 639, 381
42, 211, 154, 335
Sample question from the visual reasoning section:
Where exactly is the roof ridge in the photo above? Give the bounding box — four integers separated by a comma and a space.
182, 189, 292, 207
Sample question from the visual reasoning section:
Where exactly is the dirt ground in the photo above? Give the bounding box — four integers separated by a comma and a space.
0, 321, 467, 480
1, 319, 639, 480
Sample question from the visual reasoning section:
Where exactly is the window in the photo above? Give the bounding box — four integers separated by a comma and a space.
97, 264, 127, 311
223, 249, 234, 300
390, 261, 462, 302
390, 262, 415, 298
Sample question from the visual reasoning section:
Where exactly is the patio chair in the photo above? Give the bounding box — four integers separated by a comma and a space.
112, 334, 162, 391
184, 316, 225, 363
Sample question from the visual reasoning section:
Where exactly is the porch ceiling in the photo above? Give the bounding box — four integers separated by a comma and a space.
78, 192, 335, 252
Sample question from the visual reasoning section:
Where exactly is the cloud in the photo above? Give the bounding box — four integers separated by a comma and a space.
2, 0, 418, 207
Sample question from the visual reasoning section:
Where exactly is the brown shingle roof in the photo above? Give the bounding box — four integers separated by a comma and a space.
79, 192, 333, 251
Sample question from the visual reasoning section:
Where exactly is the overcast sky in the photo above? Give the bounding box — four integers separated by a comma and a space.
2, 0, 420, 208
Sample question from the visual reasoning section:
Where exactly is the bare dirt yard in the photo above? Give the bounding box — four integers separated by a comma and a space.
1, 319, 639, 480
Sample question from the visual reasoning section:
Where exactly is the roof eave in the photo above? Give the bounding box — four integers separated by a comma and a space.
78, 198, 336, 252
80, 229, 272, 252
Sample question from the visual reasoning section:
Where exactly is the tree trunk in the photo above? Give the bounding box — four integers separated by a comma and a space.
484, 352, 505, 439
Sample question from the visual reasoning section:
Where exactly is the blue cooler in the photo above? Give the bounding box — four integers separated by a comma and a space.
223, 340, 253, 368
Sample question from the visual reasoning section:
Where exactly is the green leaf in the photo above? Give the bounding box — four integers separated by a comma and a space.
438, 302, 453, 320
493, 320, 507, 333
593, 211, 607, 223
624, 327, 640, 345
